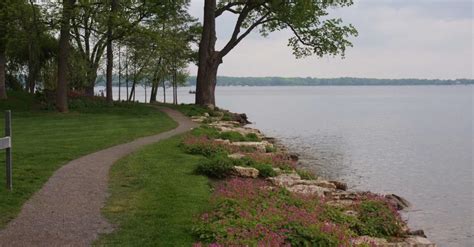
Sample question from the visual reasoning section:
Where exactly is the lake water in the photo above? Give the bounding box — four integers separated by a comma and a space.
98, 85, 473, 246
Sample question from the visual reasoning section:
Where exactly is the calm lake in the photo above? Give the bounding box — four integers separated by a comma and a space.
98, 85, 473, 246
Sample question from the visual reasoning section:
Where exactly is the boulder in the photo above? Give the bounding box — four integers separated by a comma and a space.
228, 153, 246, 159
352, 236, 388, 246
286, 184, 330, 197
288, 152, 299, 161
408, 229, 427, 238
231, 141, 270, 152
233, 166, 259, 178
385, 194, 411, 210
314, 180, 337, 189
403, 236, 436, 246
329, 180, 348, 191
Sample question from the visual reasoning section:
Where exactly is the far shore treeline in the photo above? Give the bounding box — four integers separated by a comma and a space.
96, 75, 473, 87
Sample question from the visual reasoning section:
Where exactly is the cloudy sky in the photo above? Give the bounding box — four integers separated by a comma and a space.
187, 0, 473, 79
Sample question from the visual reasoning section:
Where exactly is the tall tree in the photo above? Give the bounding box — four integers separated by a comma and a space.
56, 0, 75, 112
195, 0, 358, 106
106, 0, 118, 103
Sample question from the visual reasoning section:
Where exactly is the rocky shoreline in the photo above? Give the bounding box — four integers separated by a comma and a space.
190, 109, 436, 247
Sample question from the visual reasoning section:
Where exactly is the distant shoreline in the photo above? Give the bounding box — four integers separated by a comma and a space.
95, 76, 473, 87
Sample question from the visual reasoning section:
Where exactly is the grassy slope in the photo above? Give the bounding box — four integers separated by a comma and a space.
97, 135, 211, 246
0, 92, 177, 227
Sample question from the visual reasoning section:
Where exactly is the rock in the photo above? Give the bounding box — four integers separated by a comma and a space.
228, 153, 246, 159
286, 184, 330, 197
313, 180, 337, 190
408, 229, 427, 238
203, 112, 210, 117
352, 236, 388, 246
233, 166, 259, 178
403, 236, 436, 246
191, 116, 207, 123
385, 194, 411, 210
343, 210, 358, 217
329, 180, 348, 191
267, 173, 302, 187
231, 141, 270, 152
288, 152, 299, 161
268, 174, 336, 197
205, 104, 215, 111
231, 113, 251, 125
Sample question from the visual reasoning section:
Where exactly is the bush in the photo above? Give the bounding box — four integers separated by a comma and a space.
195, 156, 235, 179
193, 178, 352, 246
218, 131, 246, 142
355, 199, 405, 238
252, 163, 277, 178
297, 169, 317, 180
191, 126, 220, 139
265, 145, 277, 153
181, 136, 228, 157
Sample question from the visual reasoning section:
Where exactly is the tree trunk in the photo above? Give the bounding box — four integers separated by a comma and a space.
125, 51, 129, 100
195, 0, 221, 106
105, 0, 117, 104
118, 46, 121, 101
56, 0, 74, 112
162, 80, 166, 103
0, 49, 6, 99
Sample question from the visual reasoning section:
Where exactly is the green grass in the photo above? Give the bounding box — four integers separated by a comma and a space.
0, 92, 177, 227
96, 135, 211, 246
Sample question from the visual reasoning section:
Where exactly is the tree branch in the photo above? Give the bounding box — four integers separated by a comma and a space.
220, 10, 272, 57
215, 1, 245, 17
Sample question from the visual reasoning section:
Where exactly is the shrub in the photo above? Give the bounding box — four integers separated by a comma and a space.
296, 169, 317, 180
193, 178, 352, 246
355, 199, 405, 238
245, 133, 260, 141
181, 136, 228, 157
191, 126, 220, 139
265, 145, 277, 153
218, 131, 246, 142
251, 162, 277, 178
247, 153, 296, 171
195, 156, 235, 179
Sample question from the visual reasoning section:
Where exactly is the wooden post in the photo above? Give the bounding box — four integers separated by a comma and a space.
5, 110, 12, 190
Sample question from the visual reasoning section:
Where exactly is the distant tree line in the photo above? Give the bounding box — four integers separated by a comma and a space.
184, 77, 474, 86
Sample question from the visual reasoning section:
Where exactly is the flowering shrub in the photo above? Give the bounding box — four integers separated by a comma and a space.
247, 152, 297, 171
181, 136, 231, 157
193, 178, 353, 246
353, 197, 406, 238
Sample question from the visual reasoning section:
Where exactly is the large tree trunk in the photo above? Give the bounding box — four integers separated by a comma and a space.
0, 49, 6, 99
162, 80, 166, 103
56, 0, 74, 112
195, 0, 221, 106
84, 65, 97, 96
105, 0, 117, 104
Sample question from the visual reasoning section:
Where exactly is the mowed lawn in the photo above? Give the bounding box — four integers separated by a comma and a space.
0, 94, 177, 227
96, 135, 211, 246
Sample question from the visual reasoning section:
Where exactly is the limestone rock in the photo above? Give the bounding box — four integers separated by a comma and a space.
228, 153, 246, 159
329, 180, 348, 191
231, 141, 271, 152
403, 236, 436, 246
352, 236, 388, 246
385, 194, 411, 210
286, 184, 330, 197
233, 166, 259, 178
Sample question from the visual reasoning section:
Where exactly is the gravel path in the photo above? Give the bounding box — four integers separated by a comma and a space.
0, 107, 197, 246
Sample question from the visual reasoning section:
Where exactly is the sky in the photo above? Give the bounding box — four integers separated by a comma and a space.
187, 0, 473, 79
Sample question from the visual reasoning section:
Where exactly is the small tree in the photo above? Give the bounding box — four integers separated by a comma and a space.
195, 0, 358, 106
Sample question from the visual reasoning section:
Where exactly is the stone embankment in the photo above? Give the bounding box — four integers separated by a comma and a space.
191, 111, 436, 247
